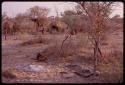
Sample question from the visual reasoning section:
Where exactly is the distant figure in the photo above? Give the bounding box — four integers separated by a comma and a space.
39, 27, 44, 34
36, 53, 47, 62
41, 27, 44, 34
70, 29, 77, 35
50, 25, 59, 34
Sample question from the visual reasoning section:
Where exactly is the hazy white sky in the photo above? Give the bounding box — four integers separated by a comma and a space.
2, 2, 124, 18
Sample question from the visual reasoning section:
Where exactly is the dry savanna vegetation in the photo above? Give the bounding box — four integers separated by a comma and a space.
2, 2, 123, 83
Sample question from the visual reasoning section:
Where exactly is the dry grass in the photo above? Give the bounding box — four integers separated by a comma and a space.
2, 30, 123, 83
21, 37, 50, 46
2, 69, 17, 79
98, 48, 123, 83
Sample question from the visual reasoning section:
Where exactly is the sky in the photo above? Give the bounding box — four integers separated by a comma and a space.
2, 2, 124, 18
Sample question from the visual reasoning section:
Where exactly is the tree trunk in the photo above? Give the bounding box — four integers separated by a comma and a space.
5, 34, 6, 40
4, 29, 7, 40
42, 26, 44, 34
36, 22, 39, 32
60, 34, 71, 57
93, 40, 100, 73
93, 46, 97, 73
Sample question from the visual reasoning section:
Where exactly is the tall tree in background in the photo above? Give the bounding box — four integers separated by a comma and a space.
2, 14, 9, 40
27, 6, 49, 32
61, 10, 78, 35
2, 13, 15, 40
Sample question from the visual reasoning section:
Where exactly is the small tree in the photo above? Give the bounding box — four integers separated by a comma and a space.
2, 15, 15, 40
2, 21, 9, 40
76, 2, 114, 73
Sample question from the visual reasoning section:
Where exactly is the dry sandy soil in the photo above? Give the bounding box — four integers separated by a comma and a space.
2, 29, 123, 83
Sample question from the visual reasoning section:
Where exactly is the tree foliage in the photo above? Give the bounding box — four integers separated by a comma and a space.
28, 6, 49, 18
